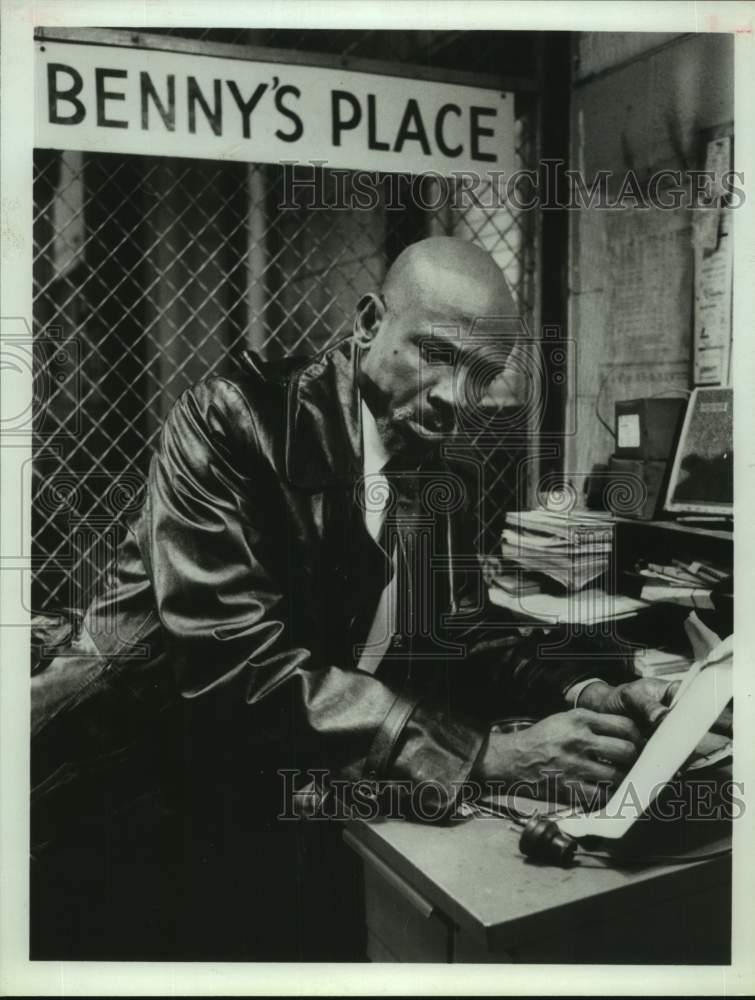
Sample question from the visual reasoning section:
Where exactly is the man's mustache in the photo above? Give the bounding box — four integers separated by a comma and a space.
393, 405, 456, 436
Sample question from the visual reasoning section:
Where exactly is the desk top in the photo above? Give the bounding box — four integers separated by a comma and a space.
345, 814, 731, 953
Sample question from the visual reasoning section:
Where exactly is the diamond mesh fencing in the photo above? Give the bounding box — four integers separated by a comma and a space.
32, 30, 540, 615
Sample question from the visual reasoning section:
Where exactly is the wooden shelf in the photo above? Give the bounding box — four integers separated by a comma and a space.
613, 517, 733, 542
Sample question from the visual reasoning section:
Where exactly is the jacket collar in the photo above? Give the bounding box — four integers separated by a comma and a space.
284, 337, 364, 491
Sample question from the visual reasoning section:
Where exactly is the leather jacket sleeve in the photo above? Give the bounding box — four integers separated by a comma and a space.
143, 378, 485, 816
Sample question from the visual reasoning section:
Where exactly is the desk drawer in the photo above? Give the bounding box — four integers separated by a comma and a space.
363, 863, 451, 962
344, 829, 451, 962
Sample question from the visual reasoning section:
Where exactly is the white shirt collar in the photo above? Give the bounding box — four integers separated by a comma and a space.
361, 399, 390, 478
360, 401, 391, 541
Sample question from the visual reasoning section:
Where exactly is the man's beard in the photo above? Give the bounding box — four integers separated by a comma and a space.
375, 408, 442, 462
357, 375, 445, 461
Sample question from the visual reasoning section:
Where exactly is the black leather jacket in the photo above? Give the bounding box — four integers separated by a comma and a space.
31, 338, 633, 824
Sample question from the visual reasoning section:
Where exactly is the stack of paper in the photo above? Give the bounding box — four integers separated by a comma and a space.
633, 558, 726, 610
486, 572, 542, 596
634, 647, 694, 679
506, 509, 614, 538
499, 509, 614, 591
488, 586, 648, 625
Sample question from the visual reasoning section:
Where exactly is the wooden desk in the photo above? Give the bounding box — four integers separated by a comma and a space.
344, 814, 731, 963
346, 517, 733, 963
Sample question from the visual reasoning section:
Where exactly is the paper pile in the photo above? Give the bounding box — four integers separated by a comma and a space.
500, 509, 614, 591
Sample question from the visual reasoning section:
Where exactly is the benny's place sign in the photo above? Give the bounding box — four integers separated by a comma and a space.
35, 39, 515, 178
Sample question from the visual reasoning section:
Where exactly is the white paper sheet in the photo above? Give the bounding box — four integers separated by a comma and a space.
557, 648, 732, 840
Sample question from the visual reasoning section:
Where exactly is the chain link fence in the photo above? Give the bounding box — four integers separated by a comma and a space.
32, 29, 540, 615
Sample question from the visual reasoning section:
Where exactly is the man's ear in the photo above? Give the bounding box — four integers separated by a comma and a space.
353, 293, 385, 348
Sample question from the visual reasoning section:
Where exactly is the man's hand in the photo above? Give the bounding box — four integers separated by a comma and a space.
578, 677, 733, 738
575, 678, 679, 732
473, 709, 644, 805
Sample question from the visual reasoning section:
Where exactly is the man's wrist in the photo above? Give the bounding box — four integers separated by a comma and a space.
470, 730, 517, 785
564, 677, 610, 710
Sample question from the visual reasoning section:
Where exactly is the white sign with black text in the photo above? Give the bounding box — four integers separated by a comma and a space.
35, 39, 515, 178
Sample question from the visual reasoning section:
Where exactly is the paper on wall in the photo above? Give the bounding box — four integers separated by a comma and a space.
606, 208, 692, 361
693, 136, 732, 252
693, 225, 733, 386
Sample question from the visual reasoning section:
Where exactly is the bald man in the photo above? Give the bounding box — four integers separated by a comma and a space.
31, 237, 674, 959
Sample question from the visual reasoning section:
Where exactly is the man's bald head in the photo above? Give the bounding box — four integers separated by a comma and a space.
382, 236, 516, 323
355, 236, 523, 458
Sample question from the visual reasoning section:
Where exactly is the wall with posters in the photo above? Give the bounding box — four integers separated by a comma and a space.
566, 31, 734, 478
